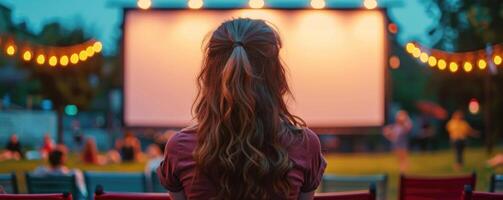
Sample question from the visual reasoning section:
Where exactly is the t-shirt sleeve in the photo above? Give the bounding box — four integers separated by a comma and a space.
301, 129, 327, 192
156, 134, 184, 192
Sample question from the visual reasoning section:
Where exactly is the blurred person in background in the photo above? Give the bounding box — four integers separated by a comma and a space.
145, 144, 164, 191
81, 137, 109, 165
40, 133, 55, 160
0, 134, 22, 161
114, 131, 142, 162
446, 110, 479, 171
383, 110, 412, 172
33, 146, 87, 197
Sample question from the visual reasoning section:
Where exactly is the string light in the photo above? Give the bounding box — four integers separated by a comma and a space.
311, 0, 325, 9
363, 0, 377, 9
36, 54, 45, 65
428, 56, 437, 67
60, 55, 69, 67
449, 62, 458, 73
478, 59, 487, 70
463, 62, 473, 72
419, 52, 428, 63
48, 56, 58, 67
412, 47, 421, 58
70, 53, 79, 64
438, 59, 447, 70
494, 55, 502, 65
79, 50, 88, 61
93, 41, 103, 53
249, 0, 264, 8
468, 98, 480, 115
6, 45, 15, 56
137, 0, 152, 10
22, 51, 32, 61
389, 56, 400, 69
405, 43, 415, 54
188, 0, 203, 9
86, 46, 95, 57
387, 23, 397, 34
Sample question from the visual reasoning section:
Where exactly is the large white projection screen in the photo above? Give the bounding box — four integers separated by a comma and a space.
124, 9, 386, 127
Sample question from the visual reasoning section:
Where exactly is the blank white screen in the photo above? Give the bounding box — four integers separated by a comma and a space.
124, 9, 386, 127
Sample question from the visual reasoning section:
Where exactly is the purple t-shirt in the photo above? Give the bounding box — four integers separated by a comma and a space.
157, 128, 326, 200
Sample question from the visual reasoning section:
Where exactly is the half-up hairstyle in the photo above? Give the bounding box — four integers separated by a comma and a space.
192, 18, 306, 200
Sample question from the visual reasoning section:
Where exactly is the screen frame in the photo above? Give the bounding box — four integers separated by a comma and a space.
121, 7, 390, 132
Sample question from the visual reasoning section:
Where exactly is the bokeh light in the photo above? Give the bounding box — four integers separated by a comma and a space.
188, 0, 203, 9
249, 0, 264, 8
137, 0, 152, 10
363, 0, 377, 9
427, 56, 437, 67
468, 98, 480, 115
389, 55, 400, 69
49, 56, 58, 67
437, 59, 446, 70
22, 51, 32, 61
36, 54, 45, 65
463, 62, 472, 72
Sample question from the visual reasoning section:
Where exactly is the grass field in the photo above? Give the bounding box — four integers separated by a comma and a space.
1, 147, 502, 200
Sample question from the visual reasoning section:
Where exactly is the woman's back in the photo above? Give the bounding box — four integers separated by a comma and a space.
157, 18, 326, 200
157, 128, 325, 200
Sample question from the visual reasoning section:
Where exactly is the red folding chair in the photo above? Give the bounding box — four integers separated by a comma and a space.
399, 173, 476, 200
462, 185, 503, 200
94, 185, 170, 200
315, 184, 376, 200
0, 193, 72, 200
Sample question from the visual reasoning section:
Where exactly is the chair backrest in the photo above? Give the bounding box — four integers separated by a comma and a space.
490, 174, 503, 192
25, 173, 79, 199
0, 193, 72, 200
463, 185, 503, 200
0, 172, 18, 194
94, 192, 170, 200
84, 171, 147, 200
150, 171, 167, 193
315, 185, 376, 200
399, 173, 476, 200
322, 174, 387, 200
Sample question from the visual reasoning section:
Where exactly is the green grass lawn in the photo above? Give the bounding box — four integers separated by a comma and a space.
1, 147, 502, 199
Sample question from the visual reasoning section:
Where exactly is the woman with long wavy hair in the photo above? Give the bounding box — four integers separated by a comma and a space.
158, 18, 326, 200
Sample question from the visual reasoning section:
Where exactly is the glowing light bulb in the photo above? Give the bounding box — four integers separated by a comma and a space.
438, 59, 446, 70
6, 45, 15, 56
468, 98, 480, 115
137, 0, 151, 9
188, 0, 203, 9
70, 53, 79, 64
428, 56, 437, 67
389, 56, 400, 69
419, 53, 428, 63
23, 51, 32, 61
36, 54, 45, 65
249, 0, 264, 8
93, 41, 103, 53
412, 47, 421, 58
405, 43, 415, 54
49, 56, 58, 67
494, 55, 502, 65
86, 46, 95, 57
363, 0, 377, 9
60, 55, 69, 67
478, 59, 487, 69
449, 62, 458, 72
311, 0, 325, 9
463, 62, 472, 72
79, 50, 88, 61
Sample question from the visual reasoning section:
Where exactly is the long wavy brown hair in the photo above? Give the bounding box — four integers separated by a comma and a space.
192, 18, 306, 200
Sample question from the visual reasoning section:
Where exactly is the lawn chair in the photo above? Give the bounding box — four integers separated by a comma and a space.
463, 185, 503, 200
150, 171, 168, 193
84, 171, 147, 200
490, 174, 503, 192
315, 184, 376, 200
25, 173, 82, 200
0, 193, 72, 200
399, 173, 476, 200
94, 185, 170, 200
322, 174, 387, 200
0, 172, 18, 194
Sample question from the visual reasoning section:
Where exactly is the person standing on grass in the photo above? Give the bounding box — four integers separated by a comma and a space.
158, 18, 326, 200
446, 110, 479, 171
383, 110, 412, 172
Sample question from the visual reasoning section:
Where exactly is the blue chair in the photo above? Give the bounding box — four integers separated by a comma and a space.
0, 172, 18, 194
490, 174, 503, 192
150, 171, 168, 193
322, 174, 387, 200
25, 172, 83, 199
84, 171, 147, 200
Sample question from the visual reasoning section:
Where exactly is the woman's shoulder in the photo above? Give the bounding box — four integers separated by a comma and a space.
165, 128, 198, 155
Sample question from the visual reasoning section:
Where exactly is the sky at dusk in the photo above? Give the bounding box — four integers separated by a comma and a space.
0, 0, 438, 55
